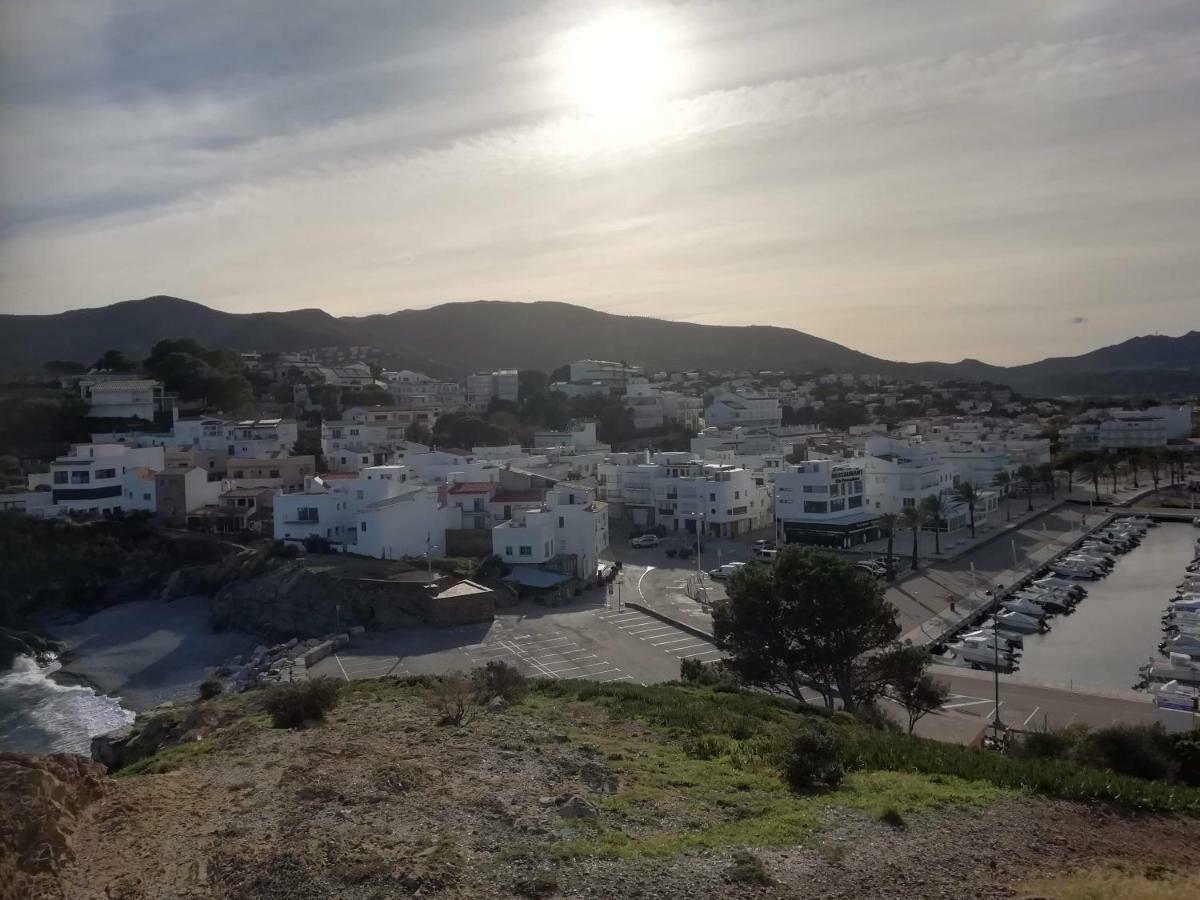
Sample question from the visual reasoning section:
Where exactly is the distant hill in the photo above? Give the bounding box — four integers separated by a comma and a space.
1, 296, 1198, 395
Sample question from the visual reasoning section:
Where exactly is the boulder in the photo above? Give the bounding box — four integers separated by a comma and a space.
555, 795, 598, 821
90, 725, 135, 769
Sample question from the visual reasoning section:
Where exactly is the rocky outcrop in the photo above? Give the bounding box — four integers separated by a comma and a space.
0, 753, 108, 900
209, 562, 494, 641
0, 627, 65, 671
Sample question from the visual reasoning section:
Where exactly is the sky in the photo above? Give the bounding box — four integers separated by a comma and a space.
2, 0, 1199, 365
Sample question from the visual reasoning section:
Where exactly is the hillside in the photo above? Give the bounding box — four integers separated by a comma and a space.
5, 678, 1200, 899
2, 295, 1199, 395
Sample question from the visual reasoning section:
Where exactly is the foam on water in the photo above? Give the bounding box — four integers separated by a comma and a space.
0, 655, 135, 755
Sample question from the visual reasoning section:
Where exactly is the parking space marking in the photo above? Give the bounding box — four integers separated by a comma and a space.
649, 636, 697, 647
677, 646, 721, 657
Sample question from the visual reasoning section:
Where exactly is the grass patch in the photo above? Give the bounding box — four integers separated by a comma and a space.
831, 771, 1001, 818
727, 849, 772, 886
839, 726, 1200, 814
1021, 866, 1200, 900
115, 738, 214, 777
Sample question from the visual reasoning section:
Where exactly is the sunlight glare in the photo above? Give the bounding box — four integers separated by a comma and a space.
559, 9, 678, 130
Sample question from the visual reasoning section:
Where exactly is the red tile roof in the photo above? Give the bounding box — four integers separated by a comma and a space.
490, 489, 545, 503
447, 481, 494, 494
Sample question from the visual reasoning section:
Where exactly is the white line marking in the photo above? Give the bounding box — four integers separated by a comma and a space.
942, 699, 994, 710
650, 636, 696, 647
498, 639, 559, 679
569, 667, 620, 680
598, 612, 644, 622
625, 624, 674, 634
334, 655, 351, 682
539, 655, 598, 668
603, 675, 633, 683
637, 566, 655, 600
1021, 706, 1042, 728
678, 647, 721, 658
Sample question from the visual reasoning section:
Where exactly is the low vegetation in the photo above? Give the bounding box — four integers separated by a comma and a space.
1021, 866, 1200, 900
262, 678, 341, 728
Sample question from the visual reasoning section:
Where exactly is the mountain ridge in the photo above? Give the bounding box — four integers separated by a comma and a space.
2, 296, 1198, 395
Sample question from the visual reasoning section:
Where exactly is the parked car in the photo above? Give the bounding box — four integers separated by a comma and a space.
708, 562, 746, 581
630, 534, 660, 548
753, 539, 776, 551
855, 560, 887, 578
753, 547, 778, 560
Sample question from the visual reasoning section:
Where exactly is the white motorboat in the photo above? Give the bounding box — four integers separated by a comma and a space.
947, 636, 1017, 670
1050, 562, 1099, 579
1012, 591, 1072, 614
1140, 653, 1200, 687
1002, 598, 1051, 619
1161, 634, 1200, 657
992, 610, 1046, 634
1032, 577, 1087, 599
959, 628, 1023, 651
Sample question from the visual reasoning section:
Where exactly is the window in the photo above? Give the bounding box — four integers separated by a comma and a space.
848, 496, 863, 509
71, 470, 90, 484
519, 546, 532, 557
298, 507, 319, 522
709, 492, 716, 501
143, 493, 151, 501
53, 471, 68, 485
505, 545, 513, 556
269, 469, 280, 478
902, 497, 916, 508
504, 505, 512, 519
803, 501, 828, 514
558, 517, 564, 528
96, 468, 116, 479
830, 499, 845, 513
360, 521, 367, 532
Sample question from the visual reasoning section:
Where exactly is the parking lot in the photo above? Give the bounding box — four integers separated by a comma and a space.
306, 595, 715, 686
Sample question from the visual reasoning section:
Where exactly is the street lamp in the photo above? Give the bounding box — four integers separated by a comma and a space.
992, 618, 1005, 741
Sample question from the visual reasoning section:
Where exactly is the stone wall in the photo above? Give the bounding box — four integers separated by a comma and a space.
209, 563, 495, 641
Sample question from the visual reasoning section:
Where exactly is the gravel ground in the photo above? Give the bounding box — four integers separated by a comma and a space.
46, 685, 1200, 899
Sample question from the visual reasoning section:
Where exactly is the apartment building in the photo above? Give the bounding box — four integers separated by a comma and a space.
154, 467, 224, 525
467, 370, 519, 410
568, 359, 642, 392
598, 451, 770, 537
704, 390, 782, 430
533, 421, 608, 452
274, 465, 423, 551
226, 452, 315, 492
492, 485, 608, 583
861, 436, 951, 515
775, 459, 878, 548
41, 443, 166, 516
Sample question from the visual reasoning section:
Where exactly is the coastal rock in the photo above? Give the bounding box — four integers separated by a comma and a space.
0, 627, 65, 670
0, 753, 108, 898
90, 725, 135, 769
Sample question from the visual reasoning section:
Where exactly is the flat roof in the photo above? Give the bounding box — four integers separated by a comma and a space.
502, 568, 571, 588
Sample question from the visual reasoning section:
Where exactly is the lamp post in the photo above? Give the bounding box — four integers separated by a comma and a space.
992, 618, 1004, 741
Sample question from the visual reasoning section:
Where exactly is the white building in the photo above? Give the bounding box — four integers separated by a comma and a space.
861, 436, 951, 515
82, 379, 168, 421
274, 464, 448, 556
384, 371, 466, 410
35, 443, 166, 517
775, 459, 878, 548
549, 381, 608, 399
568, 359, 642, 392
597, 452, 770, 537
467, 370, 519, 410
533, 421, 608, 452
492, 485, 609, 583
624, 383, 665, 431
704, 390, 782, 430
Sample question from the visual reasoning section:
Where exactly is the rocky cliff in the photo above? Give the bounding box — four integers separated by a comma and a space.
0, 753, 108, 900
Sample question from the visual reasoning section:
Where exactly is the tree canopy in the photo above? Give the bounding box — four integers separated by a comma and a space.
712, 547, 901, 713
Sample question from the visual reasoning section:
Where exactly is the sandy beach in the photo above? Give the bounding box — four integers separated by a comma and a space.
51, 596, 256, 712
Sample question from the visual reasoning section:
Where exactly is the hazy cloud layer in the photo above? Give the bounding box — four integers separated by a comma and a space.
2, 0, 1199, 364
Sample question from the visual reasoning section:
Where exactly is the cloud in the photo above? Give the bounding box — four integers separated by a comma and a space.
2, 0, 1200, 366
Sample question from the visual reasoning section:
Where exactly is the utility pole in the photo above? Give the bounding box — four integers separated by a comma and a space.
992, 618, 1003, 742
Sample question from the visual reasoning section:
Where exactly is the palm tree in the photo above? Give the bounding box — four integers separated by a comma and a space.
1037, 462, 1056, 500
1054, 452, 1077, 495
1016, 464, 1036, 512
877, 512, 899, 580
993, 470, 1012, 522
901, 505, 922, 571
920, 494, 945, 554
1104, 455, 1123, 494
1125, 449, 1141, 490
950, 482, 978, 538
1147, 448, 1163, 491
1080, 459, 1104, 501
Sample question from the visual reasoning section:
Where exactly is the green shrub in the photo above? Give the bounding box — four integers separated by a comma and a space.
262, 678, 341, 728
1171, 731, 1200, 787
1016, 728, 1075, 761
878, 807, 907, 830
472, 660, 527, 703
1083, 725, 1174, 782
784, 720, 844, 792
726, 850, 772, 886
837, 724, 1200, 813
197, 678, 223, 701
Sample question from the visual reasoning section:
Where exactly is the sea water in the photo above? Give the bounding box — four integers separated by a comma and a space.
0, 655, 134, 755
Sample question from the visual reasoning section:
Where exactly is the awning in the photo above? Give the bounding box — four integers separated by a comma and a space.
502, 568, 571, 589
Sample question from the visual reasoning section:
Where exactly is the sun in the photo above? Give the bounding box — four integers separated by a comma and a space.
558, 9, 678, 125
